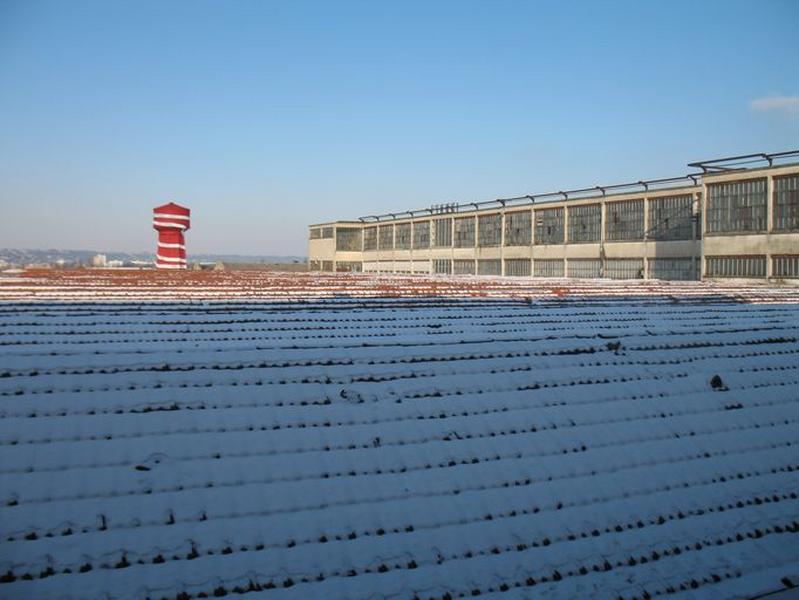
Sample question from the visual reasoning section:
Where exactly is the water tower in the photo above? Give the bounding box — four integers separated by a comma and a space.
153, 202, 191, 269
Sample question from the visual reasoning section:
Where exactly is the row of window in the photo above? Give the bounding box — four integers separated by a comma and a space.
318, 175, 798, 249
313, 255, 799, 279
329, 195, 701, 251
561, 257, 697, 279
316, 255, 799, 280
706, 175, 799, 233
705, 255, 767, 278
308, 227, 335, 240
308, 260, 334, 272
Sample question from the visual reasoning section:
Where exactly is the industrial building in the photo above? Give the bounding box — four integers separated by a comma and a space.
308, 151, 799, 280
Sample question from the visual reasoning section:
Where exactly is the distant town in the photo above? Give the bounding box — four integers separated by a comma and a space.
0, 249, 306, 271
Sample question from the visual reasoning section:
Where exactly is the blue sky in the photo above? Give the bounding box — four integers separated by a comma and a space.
1, 0, 797, 255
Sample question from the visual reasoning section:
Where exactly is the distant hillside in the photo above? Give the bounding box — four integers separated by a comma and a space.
0, 249, 305, 267
191, 254, 306, 264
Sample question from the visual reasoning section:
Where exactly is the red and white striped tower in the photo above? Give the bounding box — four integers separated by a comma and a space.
153, 202, 191, 269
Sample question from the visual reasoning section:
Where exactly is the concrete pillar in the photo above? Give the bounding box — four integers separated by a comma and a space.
766, 174, 774, 278
409, 217, 414, 274
642, 197, 649, 279
693, 192, 701, 281
450, 217, 455, 271
529, 208, 535, 270
599, 202, 607, 277
499, 210, 505, 273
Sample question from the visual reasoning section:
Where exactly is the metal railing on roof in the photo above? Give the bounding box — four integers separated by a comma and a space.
687, 150, 799, 173
356, 149, 799, 222
358, 174, 701, 222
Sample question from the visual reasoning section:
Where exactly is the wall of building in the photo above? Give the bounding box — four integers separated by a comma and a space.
308, 161, 799, 281
307, 222, 362, 272
701, 165, 799, 280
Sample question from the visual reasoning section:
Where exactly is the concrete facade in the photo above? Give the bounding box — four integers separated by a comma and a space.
308, 158, 799, 281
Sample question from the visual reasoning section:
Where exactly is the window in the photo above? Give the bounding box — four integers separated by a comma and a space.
378, 224, 394, 250
567, 204, 601, 243
478, 214, 502, 247
335, 261, 362, 272
363, 226, 377, 251
504, 211, 531, 246
321, 260, 334, 272
453, 259, 475, 274
605, 258, 644, 279
433, 259, 452, 274
321, 227, 334, 239
413, 221, 430, 249
648, 195, 694, 241
395, 223, 411, 249
606, 200, 644, 241
454, 217, 475, 247
773, 255, 799, 278
335, 227, 362, 251
433, 218, 453, 247
648, 257, 699, 281
774, 175, 799, 231
309, 260, 321, 271
533, 259, 564, 277
534, 208, 564, 245
706, 255, 766, 278
477, 259, 501, 275
309, 228, 321, 239
567, 259, 601, 278
504, 259, 531, 276
706, 179, 767, 233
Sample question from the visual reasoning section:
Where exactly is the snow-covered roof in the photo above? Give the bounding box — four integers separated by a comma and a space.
3, 269, 799, 303
1, 293, 798, 599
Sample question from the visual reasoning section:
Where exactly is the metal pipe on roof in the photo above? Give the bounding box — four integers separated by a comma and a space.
687, 149, 799, 172
354, 151, 799, 221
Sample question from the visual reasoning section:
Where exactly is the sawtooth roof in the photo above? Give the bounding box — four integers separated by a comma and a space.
1, 293, 798, 599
